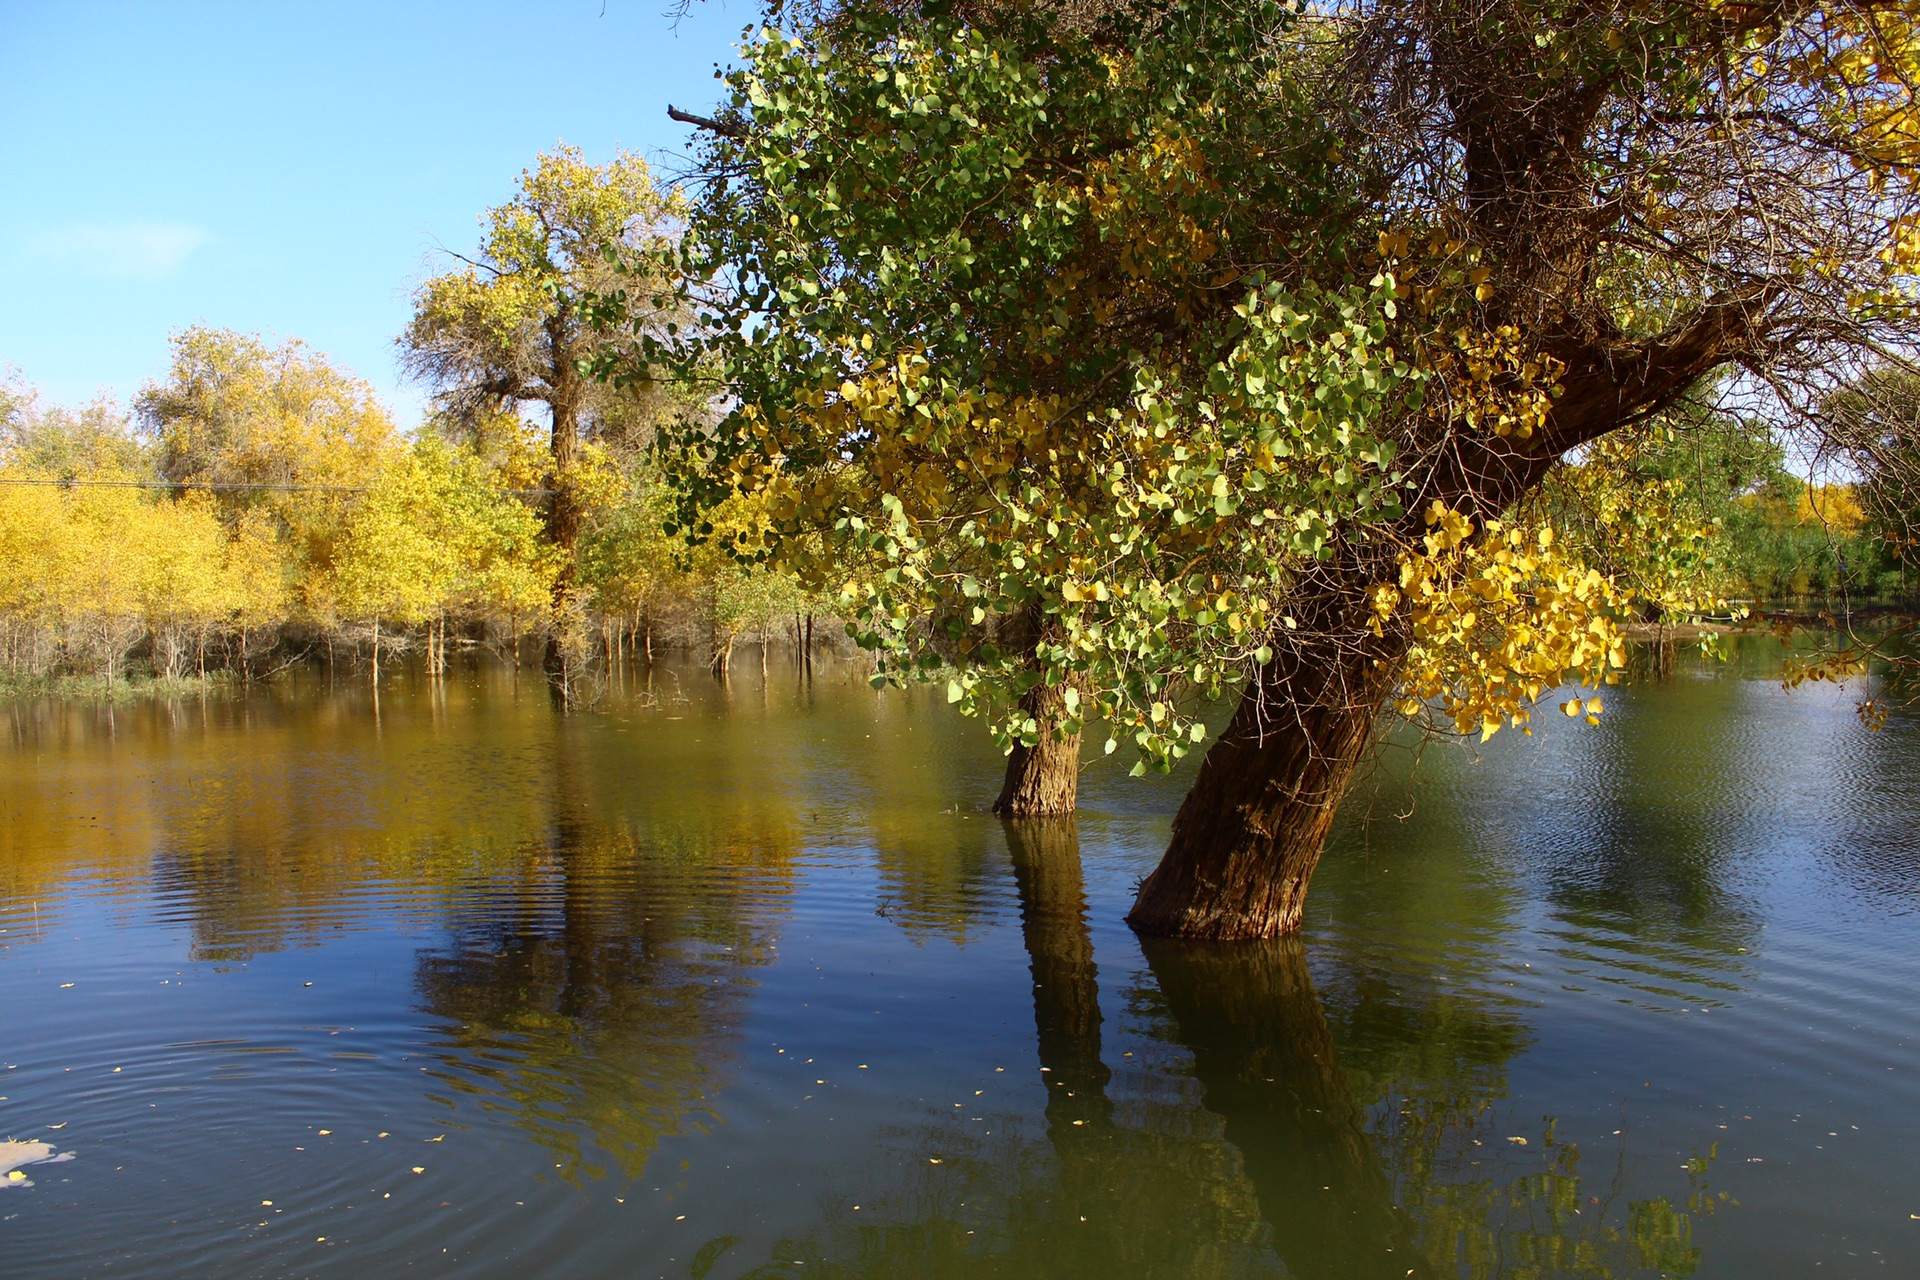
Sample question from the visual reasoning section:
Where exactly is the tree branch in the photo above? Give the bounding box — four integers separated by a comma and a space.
668, 105, 749, 140
1541, 283, 1779, 455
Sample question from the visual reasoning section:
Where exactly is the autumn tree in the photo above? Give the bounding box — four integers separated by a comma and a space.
1, 379, 150, 479
578, 470, 683, 661
631, 0, 1920, 936
400, 146, 690, 684
327, 438, 553, 682
135, 325, 398, 621
0, 382, 262, 683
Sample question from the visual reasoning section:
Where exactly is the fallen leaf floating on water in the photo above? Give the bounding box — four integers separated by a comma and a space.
0, 1140, 75, 1187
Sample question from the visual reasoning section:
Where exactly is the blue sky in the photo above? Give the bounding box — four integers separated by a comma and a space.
0, 0, 748, 426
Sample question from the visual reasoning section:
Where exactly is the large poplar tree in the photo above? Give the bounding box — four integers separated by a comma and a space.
633, 0, 1920, 937
402, 146, 686, 684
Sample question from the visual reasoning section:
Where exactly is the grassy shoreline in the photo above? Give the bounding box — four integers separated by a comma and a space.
0, 671, 238, 703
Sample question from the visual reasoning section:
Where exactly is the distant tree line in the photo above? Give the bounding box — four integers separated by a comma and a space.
0, 150, 827, 697
3, 141, 1913, 710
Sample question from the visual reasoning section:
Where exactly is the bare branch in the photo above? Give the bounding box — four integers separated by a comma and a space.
668, 105, 749, 140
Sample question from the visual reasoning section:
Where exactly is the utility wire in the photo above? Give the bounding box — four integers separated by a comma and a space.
0, 476, 558, 497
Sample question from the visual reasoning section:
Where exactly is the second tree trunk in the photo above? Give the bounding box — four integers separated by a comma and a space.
994, 679, 1082, 816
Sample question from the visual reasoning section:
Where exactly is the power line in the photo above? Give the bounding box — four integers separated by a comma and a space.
0, 476, 558, 497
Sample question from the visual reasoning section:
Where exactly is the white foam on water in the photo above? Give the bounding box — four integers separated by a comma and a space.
0, 1140, 74, 1187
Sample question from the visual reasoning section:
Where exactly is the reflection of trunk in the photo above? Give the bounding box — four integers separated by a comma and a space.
554, 762, 598, 1023
1128, 568, 1403, 939
1005, 819, 1112, 1140
1142, 937, 1435, 1280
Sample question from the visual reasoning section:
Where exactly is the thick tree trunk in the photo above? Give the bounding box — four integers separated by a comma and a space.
994, 679, 1083, 816
1128, 428, 1573, 941
993, 605, 1082, 816
1127, 568, 1406, 939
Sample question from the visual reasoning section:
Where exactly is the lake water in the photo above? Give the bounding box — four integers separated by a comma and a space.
1, 649, 1916, 1278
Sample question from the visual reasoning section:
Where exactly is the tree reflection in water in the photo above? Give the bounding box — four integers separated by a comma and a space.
409, 820, 781, 1183
738, 818, 1719, 1280
1143, 935, 1435, 1278
409, 747, 794, 1183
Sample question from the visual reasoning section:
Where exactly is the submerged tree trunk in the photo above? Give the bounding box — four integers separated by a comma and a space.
993, 606, 1083, 817
1128, 560, 1407, 940
1129, 432, 1575, 940
994, 679, 1083, 817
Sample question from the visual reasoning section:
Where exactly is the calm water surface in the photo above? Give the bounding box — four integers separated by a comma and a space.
1, 650, 1916, 1278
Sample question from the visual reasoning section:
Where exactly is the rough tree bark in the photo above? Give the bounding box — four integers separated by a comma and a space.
1127, 563, 1406, 940
1128, 309, 1757, 938
993, 606, 1083, 816
994, 679, 1084, 816
1123, 118, 1772, 937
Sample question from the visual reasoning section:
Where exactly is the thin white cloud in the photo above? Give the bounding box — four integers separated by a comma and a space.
26, 222, 209, 281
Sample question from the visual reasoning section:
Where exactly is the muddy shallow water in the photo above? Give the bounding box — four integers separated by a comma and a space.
1, 651, 1916, 1277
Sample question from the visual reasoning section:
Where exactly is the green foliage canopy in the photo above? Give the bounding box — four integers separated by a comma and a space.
633, 3, 1430, 767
